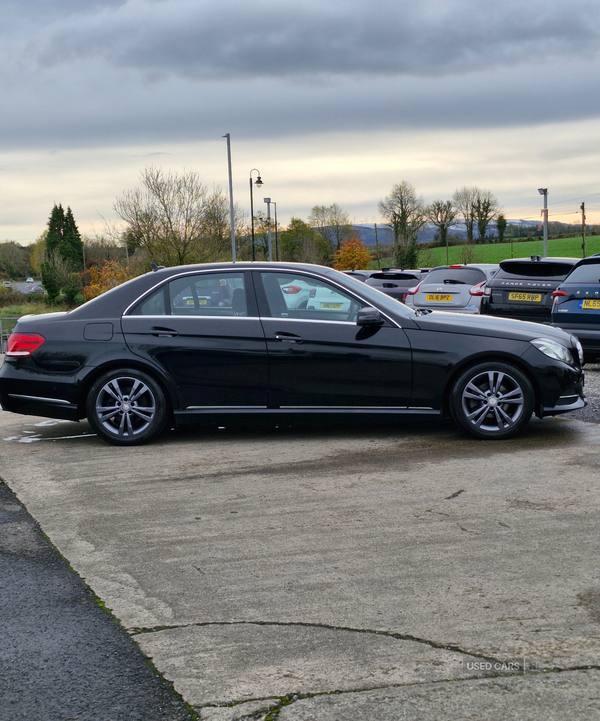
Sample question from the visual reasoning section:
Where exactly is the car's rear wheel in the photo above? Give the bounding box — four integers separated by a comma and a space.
86, 369, 169, 446
450, 362, 534, 439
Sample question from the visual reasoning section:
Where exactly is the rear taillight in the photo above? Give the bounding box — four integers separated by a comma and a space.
282, 285, 302, 294
407, 282, 422, 296
552, 290, 568, 306
309, 288, 317, 298
483, 286, 491, 296
469, 281, 486, 297
5, 333, 46, 357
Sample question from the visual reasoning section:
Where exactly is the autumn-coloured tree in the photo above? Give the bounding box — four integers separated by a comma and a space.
82, 260, 136, 301
332, 237, 372, 270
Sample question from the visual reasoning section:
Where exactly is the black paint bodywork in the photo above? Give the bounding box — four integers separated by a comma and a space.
0, 262, 586, 428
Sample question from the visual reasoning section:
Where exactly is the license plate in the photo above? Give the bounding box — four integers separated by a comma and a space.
581, 299, 600, 309
508, 292, 542, 302
321, 302, 343, 309
186, 299, 208, 305
425, 294, 452, 301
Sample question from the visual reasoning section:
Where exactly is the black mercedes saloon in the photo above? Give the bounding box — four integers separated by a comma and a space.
0, 262, 586, 445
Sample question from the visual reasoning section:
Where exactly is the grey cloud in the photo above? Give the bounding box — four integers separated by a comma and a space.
11, 0, 600, 81
2, 53, 600, 151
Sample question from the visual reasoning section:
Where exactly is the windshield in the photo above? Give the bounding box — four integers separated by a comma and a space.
324, 268, 418, 319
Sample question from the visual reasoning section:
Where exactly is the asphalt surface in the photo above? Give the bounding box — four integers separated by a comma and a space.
0, 480, 193, 721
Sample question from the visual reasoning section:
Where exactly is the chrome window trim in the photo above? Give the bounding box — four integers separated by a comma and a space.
121, 315, 259, 321
122, 266, 402, 328
122, 267, 251, 317
260, 317, 363, 326
256, 268, 402, 329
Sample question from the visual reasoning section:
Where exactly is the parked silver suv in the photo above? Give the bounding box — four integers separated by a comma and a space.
408, 264, 499, 313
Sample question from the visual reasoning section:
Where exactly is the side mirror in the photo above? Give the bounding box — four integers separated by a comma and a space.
356, 307, 384, 327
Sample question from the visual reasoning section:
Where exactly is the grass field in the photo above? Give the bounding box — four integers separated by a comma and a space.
376, 235, 600, 269
0, 303, 63, 318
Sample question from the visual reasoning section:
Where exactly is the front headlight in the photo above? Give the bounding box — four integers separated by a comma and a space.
531, 337, 573, 364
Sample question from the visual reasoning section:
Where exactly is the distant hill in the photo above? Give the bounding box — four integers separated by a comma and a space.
351, 220, 541, 246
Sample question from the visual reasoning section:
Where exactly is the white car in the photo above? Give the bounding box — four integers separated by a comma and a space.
26, 277, 34, 283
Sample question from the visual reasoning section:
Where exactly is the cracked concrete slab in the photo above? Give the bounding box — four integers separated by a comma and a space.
1, 408, 599, 712
133, 622, 482, 706
275, 669, 600, 720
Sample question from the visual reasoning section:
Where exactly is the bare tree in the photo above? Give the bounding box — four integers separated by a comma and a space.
202, 185, 245, 261
308, 203, 353, 251
378, 181, 427, 268
473, 189, 500, 243
426, 200, 457, 264
452, 186, 478, 244
114, 167, 226, 266
452, 186, 500, 244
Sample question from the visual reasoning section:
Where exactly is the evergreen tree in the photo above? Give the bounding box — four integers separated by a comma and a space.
60, 206, 84, 270
46, 204, 65, 255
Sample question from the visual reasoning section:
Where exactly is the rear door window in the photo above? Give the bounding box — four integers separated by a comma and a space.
129, 272, 249, 316
563, 263, 600, 283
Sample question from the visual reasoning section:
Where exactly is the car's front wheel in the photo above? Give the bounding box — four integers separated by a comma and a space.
449, 362, 534, 439
86, 369, 169, 445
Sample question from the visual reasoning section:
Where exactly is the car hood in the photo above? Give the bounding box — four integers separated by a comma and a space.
412, 310, 575, 344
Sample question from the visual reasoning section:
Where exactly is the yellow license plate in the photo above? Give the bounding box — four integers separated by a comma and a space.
508, 292, 542, 302
581, 299, 600, 309
321, 302, 343, 309
186, 299, 208, 305
425, 294, 453, 301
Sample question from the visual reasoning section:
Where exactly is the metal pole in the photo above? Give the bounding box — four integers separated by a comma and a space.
273, 202, 279, 260
264, 198, 272, 261
542, 190, 548, 258
249, 169, 262, 262
374, 223, 381, 269
581, 202, 586, 258
223, 133, 236, 262
249, 176, 255, 261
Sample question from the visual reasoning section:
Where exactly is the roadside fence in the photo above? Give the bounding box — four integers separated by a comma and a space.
0, 317, 19, 353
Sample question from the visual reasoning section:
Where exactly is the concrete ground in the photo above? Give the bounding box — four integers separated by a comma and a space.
1, 375, 600, 720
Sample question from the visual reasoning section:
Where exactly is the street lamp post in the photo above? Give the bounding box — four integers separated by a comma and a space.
264, 197, 272, 261
272, 201, 278, 260
222, 133, 236, 262
538, 188, 549, 258
249, 169, 263, 261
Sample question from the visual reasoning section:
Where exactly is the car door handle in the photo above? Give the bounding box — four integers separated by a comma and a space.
149, 327, 179, 337
273, 333, 303, 343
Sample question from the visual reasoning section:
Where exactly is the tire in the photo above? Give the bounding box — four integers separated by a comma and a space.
86, 368, 169, 446
449, 362, 534, 440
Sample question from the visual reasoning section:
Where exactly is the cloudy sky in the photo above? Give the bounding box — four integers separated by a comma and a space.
2, 0, 600, 244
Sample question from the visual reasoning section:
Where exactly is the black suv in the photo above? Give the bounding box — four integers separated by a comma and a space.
480, 257, 579, 322
365, 269, 427, 303
551, 255, 600, 363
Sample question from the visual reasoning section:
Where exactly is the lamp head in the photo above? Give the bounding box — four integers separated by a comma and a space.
254, 175, 263, 188
538, 188, 548, 195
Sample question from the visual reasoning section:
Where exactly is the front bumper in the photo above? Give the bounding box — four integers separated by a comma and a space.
541, 382, 586, 416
